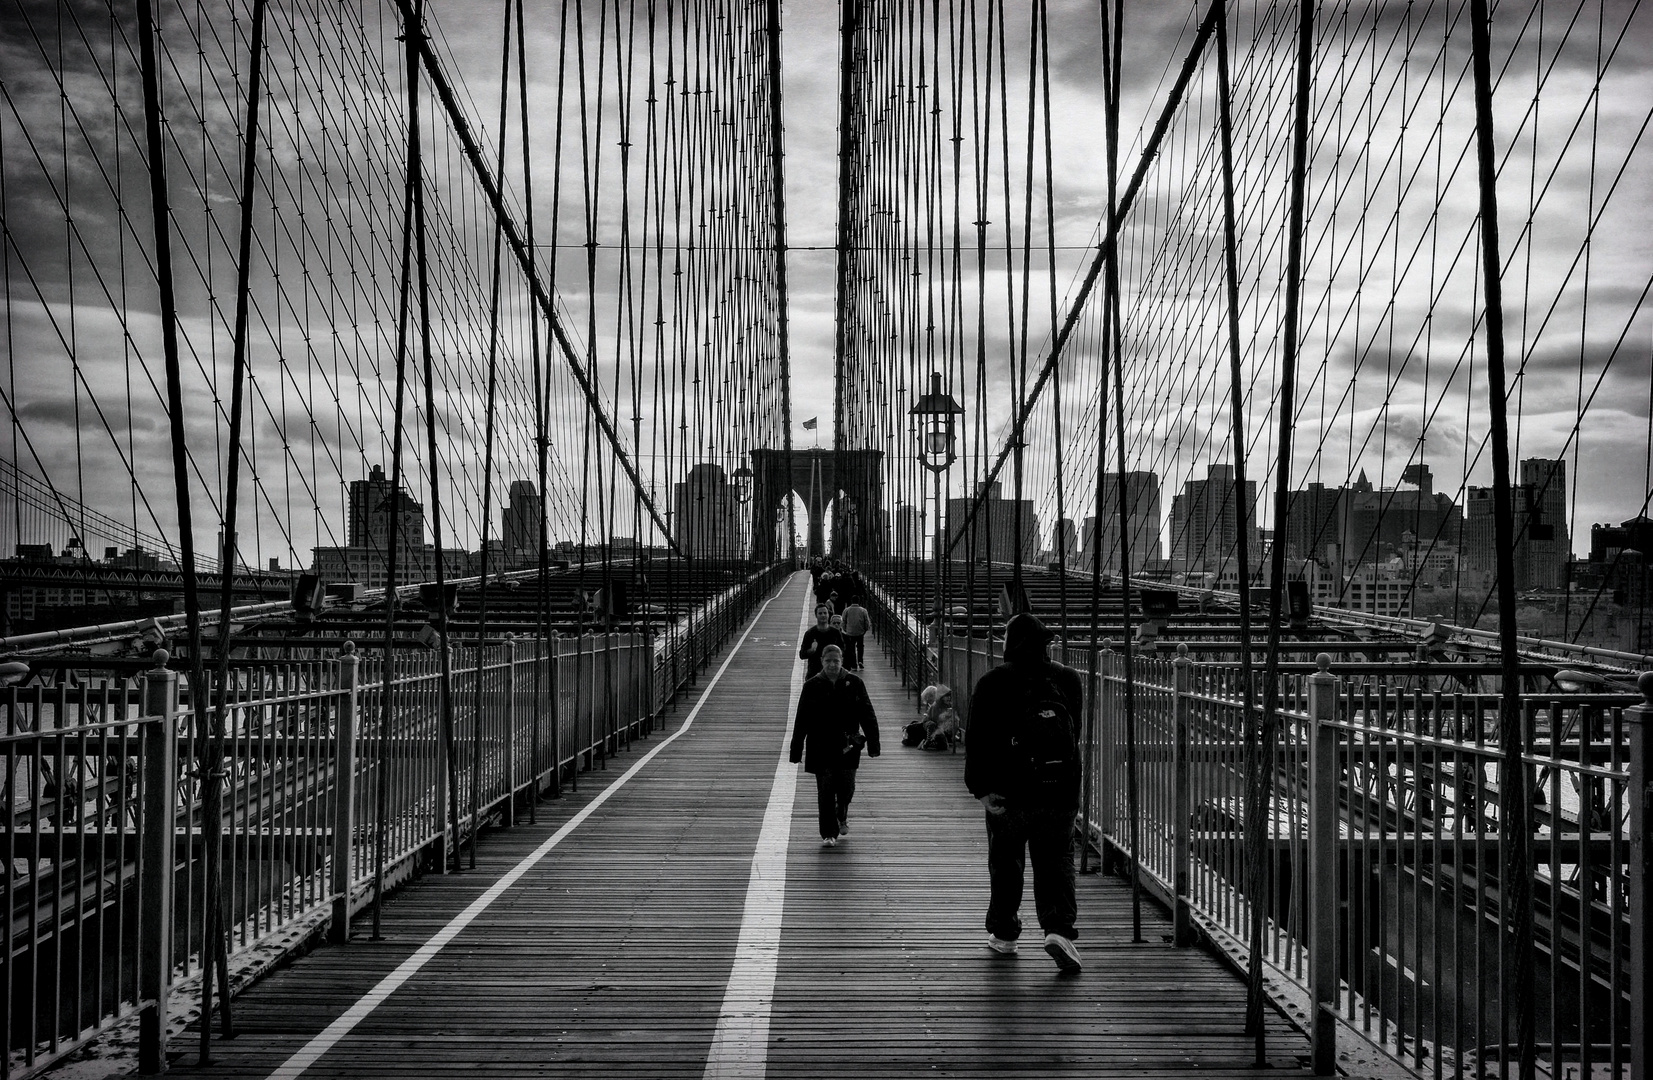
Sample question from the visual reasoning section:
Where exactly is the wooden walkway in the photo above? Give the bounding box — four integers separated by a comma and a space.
160, 572, 1309, 1079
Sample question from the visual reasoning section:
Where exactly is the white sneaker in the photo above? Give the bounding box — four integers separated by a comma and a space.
986, 934, 1018, 954
1043, 933, 1082, 973
820, 836, 837, 848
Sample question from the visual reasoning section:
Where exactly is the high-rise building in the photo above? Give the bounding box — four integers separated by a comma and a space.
1518, 458, 1569, 589
348, 464, 425, 553
315, 463, 449, 587
1329, 468, 1463, 571
1082, 471, 1161, 573
943, 481, 1040, 565
1284, 482, 1343, 562
1052, 518, 1079, 565
892, 503, 922, 558
502, 480, 541, 564
1463, 458, 1569, 589
673, 463, 742, 558
1168, 465, 1258, 574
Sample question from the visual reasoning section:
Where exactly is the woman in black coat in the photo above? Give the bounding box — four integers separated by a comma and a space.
789, 645, 880, 846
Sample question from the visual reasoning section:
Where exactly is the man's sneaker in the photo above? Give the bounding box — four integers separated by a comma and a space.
837, 820, 849, 838
986, 934, 1018, 955
1043, 933, 1082, 973
820, 836, 837, 848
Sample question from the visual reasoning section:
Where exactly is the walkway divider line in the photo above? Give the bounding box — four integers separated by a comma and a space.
265, 575, 799, 1080
702, 579, 816, 1078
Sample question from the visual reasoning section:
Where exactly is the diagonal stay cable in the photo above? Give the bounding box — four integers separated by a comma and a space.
940, 0, 1222, 560
391, 0, 681, 557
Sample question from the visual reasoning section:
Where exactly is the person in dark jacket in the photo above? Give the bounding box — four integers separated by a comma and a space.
965, 612, 1087, 973
798, 603, 845, 679
790, 645, 880, 847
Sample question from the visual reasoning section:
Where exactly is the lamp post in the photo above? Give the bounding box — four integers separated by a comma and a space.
909, 371, 963, 653
732, 465, 754, 563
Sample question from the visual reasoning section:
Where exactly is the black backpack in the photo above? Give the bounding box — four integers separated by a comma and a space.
1008, 674, 1080, 799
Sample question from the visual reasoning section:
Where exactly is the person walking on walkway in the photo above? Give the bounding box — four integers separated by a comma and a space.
840, 596, 871, 670
798, 602, 845, 679
964, 612, 1086, 973
790, 644, 880, 847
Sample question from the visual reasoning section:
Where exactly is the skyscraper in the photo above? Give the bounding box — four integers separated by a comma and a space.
1052, 518, 1078, 565
892, 503, 921, 558
1519, 458, 1569, 589
1168, 465, 1257, 575
348, 464, 424, 552
943, 481, 1040, 565
1083, 471, 1161, 572
673, 464, 741, 559
1464, 458, 1569, 589
502, 480, 541, 564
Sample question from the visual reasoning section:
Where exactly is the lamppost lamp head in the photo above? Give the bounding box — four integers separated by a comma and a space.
909, 371, 963, 473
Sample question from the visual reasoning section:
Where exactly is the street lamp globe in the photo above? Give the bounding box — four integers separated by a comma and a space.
909, 371, 963, 473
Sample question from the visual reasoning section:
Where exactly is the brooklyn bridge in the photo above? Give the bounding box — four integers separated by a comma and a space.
2, 0, 1651, 1077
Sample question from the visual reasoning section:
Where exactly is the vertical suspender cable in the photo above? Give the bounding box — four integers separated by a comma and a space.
1081, 0, 1115, 884
199, 0, 269, 1051
1037, 0, 1065, 632
1467, 0, 1536, 1075
414, 11, 462, 872
765, 0, 796, 566
470, 0, 516, 866
527, 0, 556, 809
1248, 0, 1315, 1059
1214, 0, 1261, 995
134, 0, 213, 1020
834, 0, 862, 566
1102, 0, 1143, 946
375, 0, 426, 939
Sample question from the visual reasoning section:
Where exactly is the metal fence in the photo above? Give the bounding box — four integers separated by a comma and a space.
3, 674, 173, 1077
4, 563, 784, 1077
1080, 643, 1652, 1079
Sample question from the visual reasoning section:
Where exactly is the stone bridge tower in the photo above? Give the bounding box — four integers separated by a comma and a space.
748, 448, 883, 563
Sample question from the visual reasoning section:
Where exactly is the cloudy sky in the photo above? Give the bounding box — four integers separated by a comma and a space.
2, 0, 1648, 568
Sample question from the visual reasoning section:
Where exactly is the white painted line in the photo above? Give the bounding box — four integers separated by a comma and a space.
701, 578, 815, 1079
265, 576, 797, 1080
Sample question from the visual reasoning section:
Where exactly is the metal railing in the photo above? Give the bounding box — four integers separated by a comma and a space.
3, 672, 175, 1076
864, 578, 936, 693
1079, 642, 1653, 1078
4, 562, 785, 1078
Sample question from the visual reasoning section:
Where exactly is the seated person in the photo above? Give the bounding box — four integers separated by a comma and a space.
903, 684, 960, 750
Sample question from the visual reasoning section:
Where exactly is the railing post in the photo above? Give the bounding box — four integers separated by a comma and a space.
1098, 640, 1115, 859
504, 635, 518, 825
1172, 643, 1192, 946
139, 650, 178, 1075
433, 645, 452, 872
1629, 671, 1653, 1080
330, 642, 360, 945
549, 633, 562, 797
1307, 653, 1341, 1075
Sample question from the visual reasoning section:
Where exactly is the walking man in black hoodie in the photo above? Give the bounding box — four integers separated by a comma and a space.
790, 644, 880, 847
964, 612, 1086, 973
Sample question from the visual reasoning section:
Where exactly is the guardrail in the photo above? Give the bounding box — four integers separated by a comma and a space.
863, 579, 935, 693
4, 562, 785, 1078
861, 573, 1651, 1076
1079, 642, 1652, 1079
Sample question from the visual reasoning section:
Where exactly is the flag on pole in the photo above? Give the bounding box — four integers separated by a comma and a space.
801, 417, 817, 430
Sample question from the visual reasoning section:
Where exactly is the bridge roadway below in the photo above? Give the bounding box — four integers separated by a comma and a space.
162, 572, 1308, 1079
